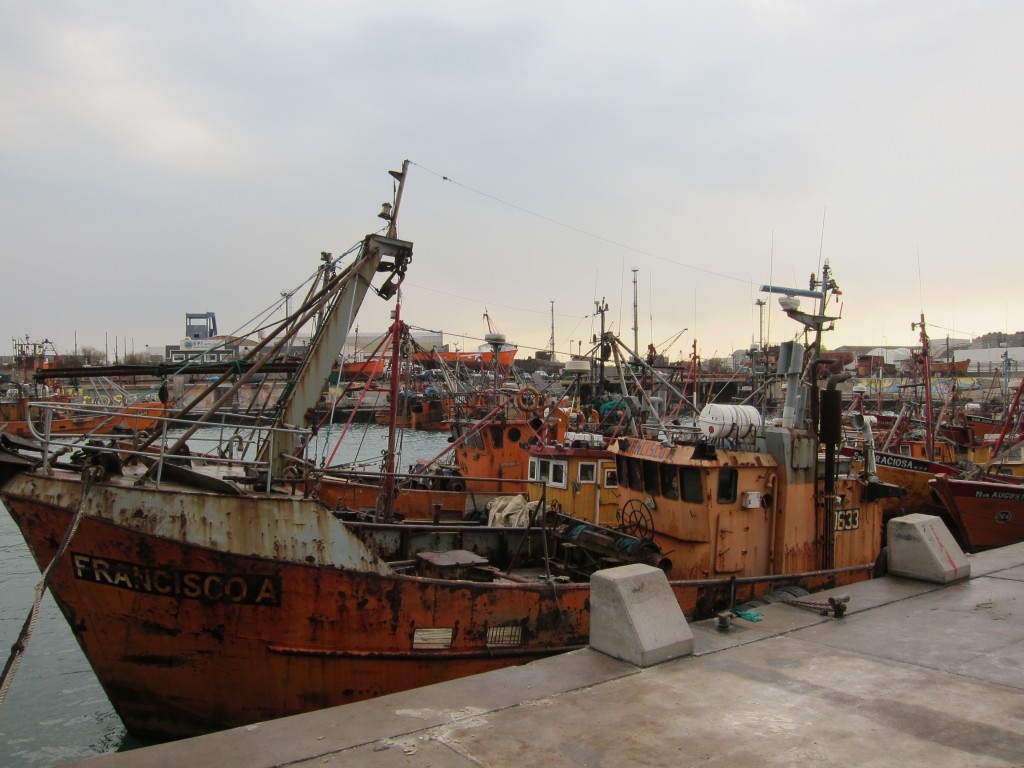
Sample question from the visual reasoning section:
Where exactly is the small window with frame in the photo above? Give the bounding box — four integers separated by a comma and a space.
716, 467, 738, 503
550, 461, 567, 489
660, 464, 679, 500
682, 467, 703, 502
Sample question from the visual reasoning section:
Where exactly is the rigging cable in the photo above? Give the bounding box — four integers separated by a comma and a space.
0, 465, 104, 709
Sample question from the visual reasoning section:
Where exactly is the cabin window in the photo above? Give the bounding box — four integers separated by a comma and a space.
616, 455, 630, 489
549, 460, 567, 489
508, 427, 522, 443
642, 460, 660, 496
551, 461, 567, 488
627, 458, 644, 490
578, 462, 596, 484
528, 457, 539, 481
461, 429, 484, 450
681, 467, 703, 502
489, 426, 504, 449
535, 459, 568, 489
660, 464, 679, 500
716, 467, 738, 503
897, 444, 911, 457
604, 467, 618, 488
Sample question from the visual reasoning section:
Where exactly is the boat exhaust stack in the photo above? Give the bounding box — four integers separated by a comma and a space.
777, 341, 805, 428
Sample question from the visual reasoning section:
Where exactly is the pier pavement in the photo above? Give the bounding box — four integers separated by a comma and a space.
74, 541, 1024, 768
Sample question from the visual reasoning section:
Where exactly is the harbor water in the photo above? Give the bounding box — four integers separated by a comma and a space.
0, 426, 454, 767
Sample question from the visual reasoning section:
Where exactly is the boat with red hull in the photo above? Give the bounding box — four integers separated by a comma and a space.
412, 347, 517, 369
928, 474, 1024, 550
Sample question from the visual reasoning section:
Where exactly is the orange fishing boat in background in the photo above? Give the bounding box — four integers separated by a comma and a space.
0, 391, 165, 439
340, 356, 387, 379
316, 307, 549, 519
928, 474, 1024, 550
413, 346, 518, 368
412, 311, 518, 369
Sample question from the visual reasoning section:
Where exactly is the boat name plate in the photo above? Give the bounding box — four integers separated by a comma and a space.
71, 553, 282, 606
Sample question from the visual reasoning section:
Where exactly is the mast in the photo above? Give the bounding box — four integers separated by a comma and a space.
548, 300, 556, 361
377, 303, 405, 521
691, 338, 699, 412
911, 314, 934, 461
631, 268, 639, 360
595, 298, 608, 392
482, 309, 506, 392
263, 162, 413, 479
761, 261, 842, 569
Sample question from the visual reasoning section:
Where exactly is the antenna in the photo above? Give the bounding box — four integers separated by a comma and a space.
631, 268, 639, 360
547, 300, 556, 361
817, 207, 827, 276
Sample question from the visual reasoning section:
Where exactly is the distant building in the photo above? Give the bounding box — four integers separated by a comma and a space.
185, 312, 218, 340
957, 347, 1024, 373
971, 331, 1024, 349
164, 312, 245, 365
163, 315, 445, 366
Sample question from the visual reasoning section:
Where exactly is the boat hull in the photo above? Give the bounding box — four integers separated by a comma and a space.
412, 348, 517, 369
0, 472, 589, 739
928, 475, 1024, 550
340, 358, 387, 379
840, 447, 956, 517
0, 400, 165, 439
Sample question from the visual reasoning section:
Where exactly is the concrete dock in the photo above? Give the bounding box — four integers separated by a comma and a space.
75, 537, 1024, 767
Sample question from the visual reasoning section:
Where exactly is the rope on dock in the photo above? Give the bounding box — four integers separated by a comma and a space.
0, 465, 103, 708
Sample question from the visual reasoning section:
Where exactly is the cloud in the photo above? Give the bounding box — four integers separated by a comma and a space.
1, 1, 1023, 359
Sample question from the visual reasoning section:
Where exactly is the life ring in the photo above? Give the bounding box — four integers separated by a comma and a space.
515, 386, 541, 412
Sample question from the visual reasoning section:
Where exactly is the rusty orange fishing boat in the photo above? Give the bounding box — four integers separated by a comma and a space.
310, 314, 553, 520
314, 393, 547, 520
522, 281, 902, 616
412, 346, 518, 369
339, 356, 387, 379
0, 168, 899, 743
411, 311, 518, 370
0, 165, 595, 741
0, 389, 165, 439
926, 381, 1024, 550
928, 473, 1024, 550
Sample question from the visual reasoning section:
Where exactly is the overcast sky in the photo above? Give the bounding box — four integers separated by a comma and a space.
2, 1, 1021, 365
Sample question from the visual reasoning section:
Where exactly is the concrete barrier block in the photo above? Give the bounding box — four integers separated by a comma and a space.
887, 513, 970, 583
589, 563, 693, 666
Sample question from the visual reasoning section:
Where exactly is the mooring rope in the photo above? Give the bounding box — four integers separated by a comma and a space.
0, 465, 103, 708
